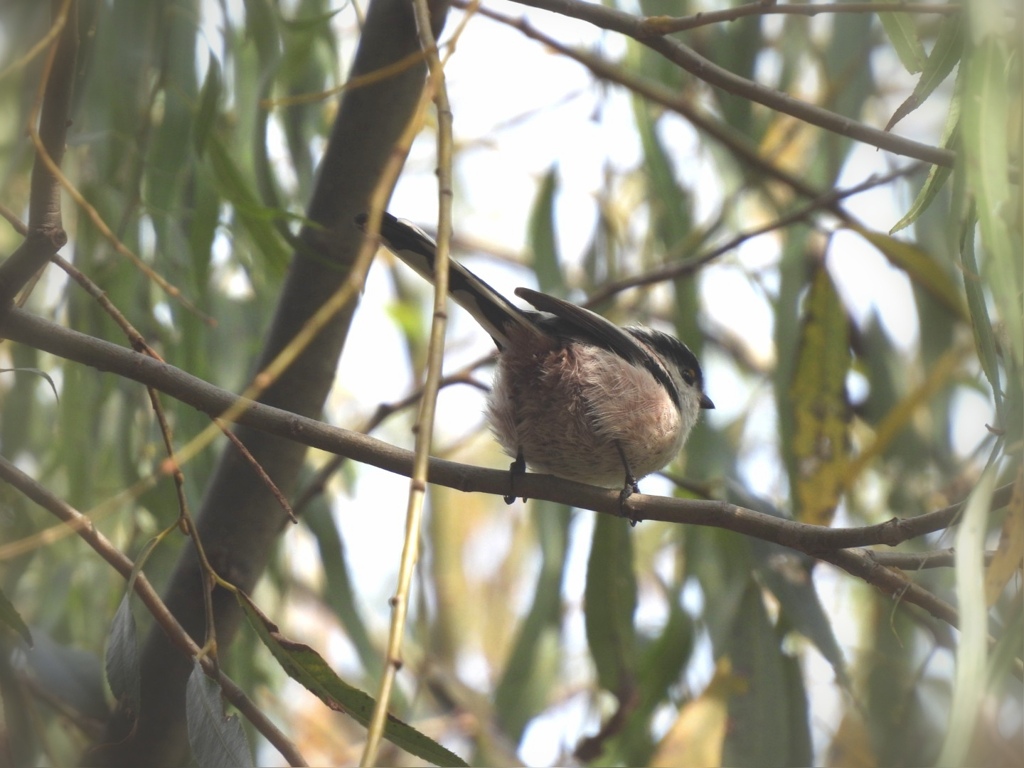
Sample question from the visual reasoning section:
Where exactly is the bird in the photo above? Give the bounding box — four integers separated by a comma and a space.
356, 212, 713, 508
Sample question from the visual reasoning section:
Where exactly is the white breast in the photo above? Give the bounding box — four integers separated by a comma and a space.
485, 336, 698, 488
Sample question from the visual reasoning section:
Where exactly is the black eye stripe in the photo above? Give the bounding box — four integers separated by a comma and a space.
618, 327, 706, 411
627, 329, 702, 376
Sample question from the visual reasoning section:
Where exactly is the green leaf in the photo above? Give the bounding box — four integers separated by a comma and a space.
186, 660, 254, 767
635, 102, 692, 251
636, 596, 693, 713
281, 6, 344, 33
0, 367, 59, 404
615, 596, 694, 764
528, 166, 563, 294
206, 135, 291, 272
962, 38, 1022, 365
788, 265, 851, 525
885, 16, 962, 131
0, 587, 31, 647
494, 502, 571, 742
727, 484, 849, 685
821, 11, 874, 175
959, 212, 1003, 415
237, 592, 467, 767
105, 595, 139, 715
874, 5, 926, 74
721, 583, 802, 766
186, 163, 221, 289
243, 0, 280, 58
711, 14, 763, 135
986, 595, 1023, 692
194, 55, 222, 156
584, 514, 637, 693
105, 533, 165, 719
938, 467, 997, 766
779, 638, 813, 765
890, 106, 957, 232
775, 230, 815, 493
24, 631, 109, 720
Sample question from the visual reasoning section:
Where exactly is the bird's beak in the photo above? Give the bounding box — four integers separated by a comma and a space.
699, 393, 715, 410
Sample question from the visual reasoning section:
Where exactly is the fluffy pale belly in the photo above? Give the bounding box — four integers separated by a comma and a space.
486, 343, 686, 488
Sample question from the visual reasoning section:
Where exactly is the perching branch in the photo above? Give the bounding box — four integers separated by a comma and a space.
3, 306, 1011, 632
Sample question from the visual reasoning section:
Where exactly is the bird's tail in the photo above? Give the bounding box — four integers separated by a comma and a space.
357, 212, 541, 349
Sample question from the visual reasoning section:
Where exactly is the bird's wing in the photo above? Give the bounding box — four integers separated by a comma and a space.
514, 287, 650, 365
516, 287, 681, 407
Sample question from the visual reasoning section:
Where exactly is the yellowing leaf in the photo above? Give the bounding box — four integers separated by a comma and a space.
985, 468, 1024, 606
828, 711, 878, 768
650, 658, 745, 768
790, 265, 851, 525
850, 225, 968, 321
844, 346, 966, 486
759, 113, 820, 179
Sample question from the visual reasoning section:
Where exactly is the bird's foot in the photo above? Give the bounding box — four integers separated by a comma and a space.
619, 474, 641, 526
504, 452, 527, 505
615, 442, 642, 525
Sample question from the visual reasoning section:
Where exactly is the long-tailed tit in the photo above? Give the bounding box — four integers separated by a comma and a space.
357, 212, 713, 505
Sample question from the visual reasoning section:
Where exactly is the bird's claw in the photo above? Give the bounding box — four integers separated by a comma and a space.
619, 474, 641, 525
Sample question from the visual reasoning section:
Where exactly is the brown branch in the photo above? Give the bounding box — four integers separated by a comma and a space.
465, 2, 831, 206
641, 2, 961, 35
0, 0, 76, 310
0, 454, 308, 767
4, 306, 1014, 632
0, 203, 29, 237
506, 0, 956, 167
816, 547, 960, 626
863, 548, 997, 569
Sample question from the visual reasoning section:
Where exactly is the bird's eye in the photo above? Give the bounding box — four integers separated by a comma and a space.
681, 368, 695, 385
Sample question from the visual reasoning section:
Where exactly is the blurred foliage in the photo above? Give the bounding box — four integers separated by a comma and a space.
0, 0, 1020, 766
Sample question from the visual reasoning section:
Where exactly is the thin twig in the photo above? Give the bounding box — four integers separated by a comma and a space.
639, 2, 961, 36
863, 548, 996, 569
291, 365, 488, 516
0, 204, 29, 236
816, 547, 960, 626
508, 0, 955, 167
52, 255, 297, 524
362, 0, 457, 761
585, 165, 925, 305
